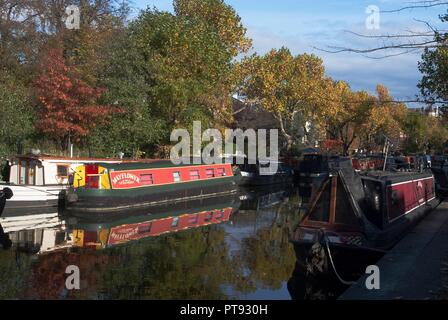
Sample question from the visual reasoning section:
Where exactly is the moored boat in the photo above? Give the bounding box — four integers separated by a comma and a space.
65, 160, 239, 214
297, 154, 351, 197
0, 154, 121, 217
291, 164, 440, 279
430, 155, 448, 197
237, 159, 294, 186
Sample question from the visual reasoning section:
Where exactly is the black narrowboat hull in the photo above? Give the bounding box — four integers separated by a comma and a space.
292, 241, 385, 281
431, 166, 448, 197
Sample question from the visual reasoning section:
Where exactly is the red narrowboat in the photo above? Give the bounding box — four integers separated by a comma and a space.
65, 160, 239, 214
291, 165, 440, 278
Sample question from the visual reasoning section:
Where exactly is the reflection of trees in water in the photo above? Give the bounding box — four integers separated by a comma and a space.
98, 194, 303, 299
287, 262, 347, 300
238, 202, 299, 292
1, 191, 306, 299
0, 251, 32, 299
23, 249, 118, 299
99, 226, 248, 299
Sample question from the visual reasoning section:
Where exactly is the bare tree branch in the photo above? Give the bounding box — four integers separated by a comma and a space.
381, 0, 448, 14
315, 1, 448, 59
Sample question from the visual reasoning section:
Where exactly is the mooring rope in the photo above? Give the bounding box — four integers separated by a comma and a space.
3, 184, 63, 197
320, 229, 357, 286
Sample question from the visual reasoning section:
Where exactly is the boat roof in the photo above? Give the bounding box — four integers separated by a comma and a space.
96, 158, 232, 170
9, 154, 122, 163
360, 170, 433, 184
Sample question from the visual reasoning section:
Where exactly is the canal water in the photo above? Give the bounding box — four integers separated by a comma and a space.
0, 186, 350, 299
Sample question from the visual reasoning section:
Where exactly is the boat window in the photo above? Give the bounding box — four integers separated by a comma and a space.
204, 212, 213, 222
86, 175, 99, 189
363, 180, 384, 229
206, 168, 214, 178
138, 224, 151, 234
189, 170, 200, 180
171, 217, 180, 227
57, 165, 69, 177
28, 163, 36, 185
188, 215, 199, 224
335, 180, 359, 226
173, 171, 181, 182
140, 174, 154, 185
19, 161, 27, 185
54, 231, 66, 245
308, 181, 330, 222
215, 210, 224, 219
217, 168, 226, 176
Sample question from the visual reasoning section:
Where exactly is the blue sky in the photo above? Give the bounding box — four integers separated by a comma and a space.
131, 0, 446, 105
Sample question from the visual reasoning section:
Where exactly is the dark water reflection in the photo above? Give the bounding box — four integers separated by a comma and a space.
0, 186, 348, 300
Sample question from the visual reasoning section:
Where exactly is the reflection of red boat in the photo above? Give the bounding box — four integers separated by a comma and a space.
108, 208, 232, 246
69, 196, 238, 248
291, 165, 440, 278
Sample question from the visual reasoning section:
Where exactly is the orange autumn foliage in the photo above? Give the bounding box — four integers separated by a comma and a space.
34, 49, 119, 142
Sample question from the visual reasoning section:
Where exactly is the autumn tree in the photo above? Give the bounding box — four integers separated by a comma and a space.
324, 81, 373, 155
173, 0, 251, 57
60, 0, 130, 84
359, 85, 408, 151
0, 0, 43, 78
239, 48, 329, 152
173, 0, 252, 124
34, 49, 118, 151
114, 1, 251, 148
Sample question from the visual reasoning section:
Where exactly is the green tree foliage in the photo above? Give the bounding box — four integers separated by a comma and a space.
88, 30, 164, 158
402, 112, 448, 154
0, 251, 32, 299
0, 71, 34, 170
128, 8, 232, 130
418, 10, 448, 106
89, 2, 251, 155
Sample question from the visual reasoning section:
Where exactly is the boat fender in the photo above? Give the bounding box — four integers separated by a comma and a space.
66, 193, 78, 203
305, 231, 328, 276
1, 187, 13, 200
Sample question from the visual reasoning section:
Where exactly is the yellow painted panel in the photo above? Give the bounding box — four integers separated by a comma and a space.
72, 230, 84, 247
99, 166, 111, 189
99, 229, 110, 247
73, 165, 85, 188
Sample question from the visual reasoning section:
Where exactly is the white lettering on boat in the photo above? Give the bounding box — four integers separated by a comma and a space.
111, 172, 141, 186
